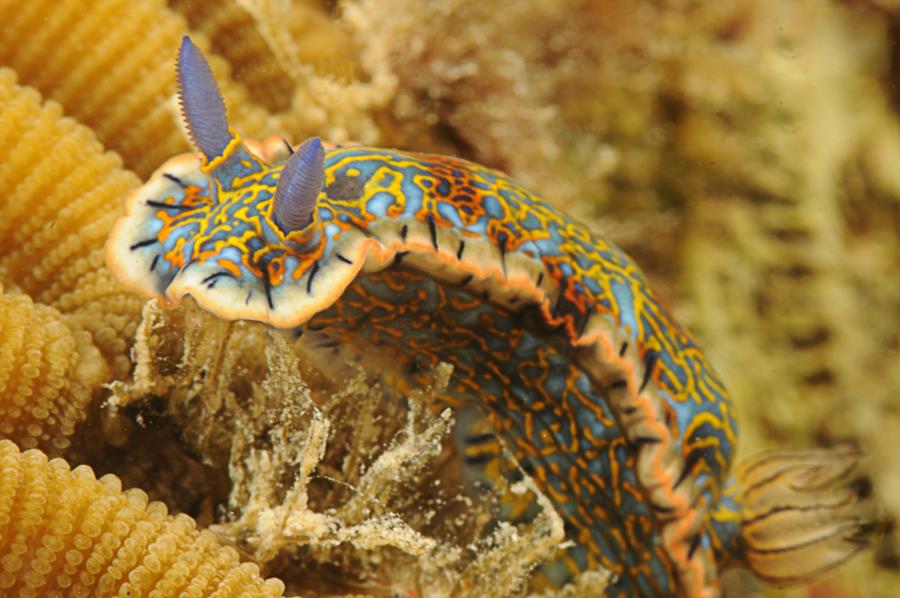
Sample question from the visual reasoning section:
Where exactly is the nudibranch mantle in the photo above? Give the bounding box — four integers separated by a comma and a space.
106, 37, 871, 597
109, 134, 366, 329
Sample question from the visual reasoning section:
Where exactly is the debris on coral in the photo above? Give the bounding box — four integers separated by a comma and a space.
108, 300, 573, 595
341, 0, 675, 241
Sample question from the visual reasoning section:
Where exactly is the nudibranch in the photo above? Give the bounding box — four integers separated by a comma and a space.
107, 37, 871, 596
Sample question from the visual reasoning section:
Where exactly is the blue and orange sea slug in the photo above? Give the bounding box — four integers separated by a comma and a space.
106, 37, 872, 597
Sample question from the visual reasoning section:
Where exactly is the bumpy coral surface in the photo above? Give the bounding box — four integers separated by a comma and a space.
0, 439, 284, 597
0, 0, 283, 179
0, 68, 148, 379
0, 291, 108, 455
0, 68, 138, 305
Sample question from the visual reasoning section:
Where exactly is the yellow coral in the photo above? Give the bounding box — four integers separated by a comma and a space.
0, 68, 138, 305
0, 0, 270, 178
0, 68, 146, 378
0, 439, 285, 597
0, 0, 380, 179
0, 0, 192, 178
170, 0, 362, 112
0, 292, 108, 455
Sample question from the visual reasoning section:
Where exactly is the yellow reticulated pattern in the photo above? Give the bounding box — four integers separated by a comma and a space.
0, 439, 285, 597
0, 291, 108, 455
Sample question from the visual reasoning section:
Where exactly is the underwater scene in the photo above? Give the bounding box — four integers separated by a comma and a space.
0, 0, 898, 596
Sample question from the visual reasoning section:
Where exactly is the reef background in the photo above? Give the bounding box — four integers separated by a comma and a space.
0, 0, 898, 596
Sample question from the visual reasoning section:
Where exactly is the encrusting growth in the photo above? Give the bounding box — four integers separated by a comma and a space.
109, 299, 574, 595
0, 439, 285, 597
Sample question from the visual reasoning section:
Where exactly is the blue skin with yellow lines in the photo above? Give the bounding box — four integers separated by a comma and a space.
107, 37, 871, 597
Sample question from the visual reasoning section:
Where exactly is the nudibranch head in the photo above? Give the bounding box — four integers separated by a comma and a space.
107, 37, 369, 328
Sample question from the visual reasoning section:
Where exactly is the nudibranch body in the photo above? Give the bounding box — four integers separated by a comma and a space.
107, 38, 870, 597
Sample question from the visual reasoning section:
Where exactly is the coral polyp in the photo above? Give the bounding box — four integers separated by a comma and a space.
0, 291, 107, 455
0, 440, 284, 597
